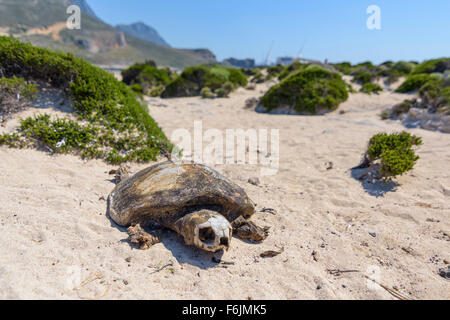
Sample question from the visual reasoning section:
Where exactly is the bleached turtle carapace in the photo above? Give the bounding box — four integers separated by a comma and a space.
107, 161, 269, 252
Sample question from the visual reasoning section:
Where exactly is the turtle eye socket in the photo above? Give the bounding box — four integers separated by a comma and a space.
219, 237, 229, 247
198, 226, 215, 245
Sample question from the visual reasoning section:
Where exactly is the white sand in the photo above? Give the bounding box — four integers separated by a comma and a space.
0, 80, 449, 299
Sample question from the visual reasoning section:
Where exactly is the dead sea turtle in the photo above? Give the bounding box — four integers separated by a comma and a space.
107, 161, 268, 252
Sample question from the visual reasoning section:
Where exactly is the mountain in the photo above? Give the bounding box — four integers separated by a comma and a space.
69, 0, 98, 19
116, 22, 170, 47
0, 0, 216, 68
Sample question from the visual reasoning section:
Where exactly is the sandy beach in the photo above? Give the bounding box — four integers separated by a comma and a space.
0, 80, 449, 300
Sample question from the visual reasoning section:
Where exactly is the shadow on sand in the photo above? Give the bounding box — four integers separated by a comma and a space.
350, 166, 399, 197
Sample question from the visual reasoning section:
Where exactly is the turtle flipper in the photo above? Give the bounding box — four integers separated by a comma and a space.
127, 224, 161, 250
231, 216, 269, 242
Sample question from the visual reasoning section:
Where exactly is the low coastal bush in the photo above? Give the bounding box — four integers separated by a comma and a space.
381, 99, 416, 119
418, 78, 450, 110
148, 85, 165, 97
411, 58, 450, 75
215, 81, 234, 97
162, 64, 247, 98
0, 76, 38, 122
278, 61, 306, 80
19, 114, 102, 158
360, 82, 383, 94
200, 87, 214, 99
240, 68, 260, 77
392, 61, 416, 75
395, 74, 435, 92
392, 58, 449, 119
0, 76, 38, 99
250, 70, 265, 83
260, 68, 348, 114
354, 61, 375, 70
264, 65, 284, 81
351, 69, 373, 84
375, 61, 416, 84
0, 36, 171, 163
331, 62, 352, 75
361, 132, 422, 180
333, 60, 417, 85
121, 60, 171, 95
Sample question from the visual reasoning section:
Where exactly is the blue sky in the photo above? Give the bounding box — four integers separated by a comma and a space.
89, 0, 450, 64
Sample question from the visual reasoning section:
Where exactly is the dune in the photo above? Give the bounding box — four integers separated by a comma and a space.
0, 80, 449, 299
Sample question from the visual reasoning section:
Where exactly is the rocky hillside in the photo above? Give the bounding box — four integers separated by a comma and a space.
116, 22, 170, 47
0, 0, 216, 68
69, 0, 98, 19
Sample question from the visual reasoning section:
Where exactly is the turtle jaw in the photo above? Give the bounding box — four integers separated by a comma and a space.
175, 210, 232, 252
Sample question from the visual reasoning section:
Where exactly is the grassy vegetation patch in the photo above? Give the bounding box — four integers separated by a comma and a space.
391, 58, 449, 118
0, 75, 38, 122
362, 132, 422, 180
351, 69, 374, 84
0, 36, 171, 163
260, 68, 348, 114
162, 64, 247, 98
360, 82, 383, 94
411, 58, 450, 75
395, 74, 436, 92
278, 62, 307, 80
121, 59, 173, 95
332, 60, 418, 85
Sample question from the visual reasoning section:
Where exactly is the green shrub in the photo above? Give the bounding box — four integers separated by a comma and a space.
130, 83, 144, 100
206, 66, 230, 88
227, 68, 248, 87
148, 85, 165, 97
331, 62, 353, 75
392, 99, 416, 118
352, 69, 373, 84
278, 61, 306, 80
0, 36, 171, 163
215, 81, 234, 98
0, 132, 23, 148
251, 70, 265, 83
418, 78, 450, 109
380, 110, 391, 120
364, 132, 422, 180
121, 61, 171, 93
355, 61, 375, 70
260, 68, 348, 114
214, 88, 226, 98
240, 68, 260, 76
395, 74, 434, 92
0, 76, 38, 99
162, 64, 247, 98
200, 87, 214, 99
372, 61, 415, 84
380, 61, 394, 68
0, 76, 39, 123
392, 61, 415, 75
19, 114, 101, 156
264, 65, 284, 81
411, 58, 450, 74
360, 82, 383, 94
346, 83, 356, 94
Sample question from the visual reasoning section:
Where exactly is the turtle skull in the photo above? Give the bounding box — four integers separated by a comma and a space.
175, 210, 232, 252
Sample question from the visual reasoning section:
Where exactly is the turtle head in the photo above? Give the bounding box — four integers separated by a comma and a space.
174, 210, 232, 252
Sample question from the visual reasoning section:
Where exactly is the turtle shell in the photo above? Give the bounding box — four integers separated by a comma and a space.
108, 161, 255, 227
